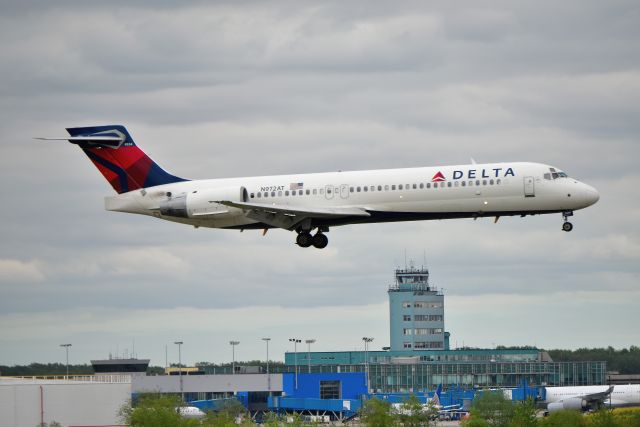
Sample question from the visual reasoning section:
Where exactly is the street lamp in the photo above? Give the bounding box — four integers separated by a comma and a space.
60, 344, 71, 378
289, 338, 301, 389
262, 338, 271, 395
362, 337, 374, 392
305, 339, 316, 373
174, 341, 184, 402
229, 341, 240, 374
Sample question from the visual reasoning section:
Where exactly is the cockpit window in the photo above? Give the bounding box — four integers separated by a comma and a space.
546, 168, 569, 180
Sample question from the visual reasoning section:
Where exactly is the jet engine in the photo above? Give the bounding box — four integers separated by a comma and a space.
547, 398, 588, 413
159, 187, 248, 218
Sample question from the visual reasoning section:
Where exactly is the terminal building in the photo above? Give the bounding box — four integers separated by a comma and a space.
284, 266, 606, 391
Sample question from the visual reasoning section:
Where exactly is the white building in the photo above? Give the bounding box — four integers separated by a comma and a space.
0, 376, 131, 427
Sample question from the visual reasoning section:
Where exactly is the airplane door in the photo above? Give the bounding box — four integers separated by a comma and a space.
524, 176, 535, 197
340, 184, 349, 199
325, 185, 335, 200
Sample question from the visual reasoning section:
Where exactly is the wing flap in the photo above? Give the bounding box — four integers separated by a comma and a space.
219, 201, 371, 218
219, 200, 370, 230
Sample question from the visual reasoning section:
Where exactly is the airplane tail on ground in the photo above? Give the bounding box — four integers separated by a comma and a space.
432, 384, 442, 406
39, 125, 187, 193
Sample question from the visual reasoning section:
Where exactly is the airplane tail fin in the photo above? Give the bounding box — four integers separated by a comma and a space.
432, 384, 442, 406
40, 125, 187, 193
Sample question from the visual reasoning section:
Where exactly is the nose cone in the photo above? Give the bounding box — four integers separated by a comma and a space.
582, 184, 600, 207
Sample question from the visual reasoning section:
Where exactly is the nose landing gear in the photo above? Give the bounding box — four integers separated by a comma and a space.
562, 211, 574, 232
296, 227, 329, 249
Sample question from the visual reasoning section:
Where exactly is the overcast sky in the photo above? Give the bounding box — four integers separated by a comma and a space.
1, 1, 639, 367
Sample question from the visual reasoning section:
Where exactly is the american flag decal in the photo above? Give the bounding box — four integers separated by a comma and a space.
290, 182, 304, 190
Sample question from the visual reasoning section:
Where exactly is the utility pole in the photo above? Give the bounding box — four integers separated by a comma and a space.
174, 341, 184, 402
362, 337, 374, 392
289, 338, 301, 389
60, 344, 72, 378
262, 338, 271, 395
229, 341, 240, 374
305, 339, 316, 373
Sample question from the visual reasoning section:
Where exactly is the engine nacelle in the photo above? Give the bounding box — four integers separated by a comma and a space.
159, 186, 248, 219
547, 398, 587, 413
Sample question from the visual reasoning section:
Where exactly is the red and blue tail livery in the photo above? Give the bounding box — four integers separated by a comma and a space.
39, 125, 599, 248
65, 125, 186, 193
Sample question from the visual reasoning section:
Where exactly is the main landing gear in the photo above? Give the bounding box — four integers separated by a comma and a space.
296, 228, 329, 249
562, 211, 574, 232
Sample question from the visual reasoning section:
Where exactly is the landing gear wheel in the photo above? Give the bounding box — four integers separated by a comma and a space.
562, 222, 573, 232
296, 232, 313, 247
312, 233, 329, 249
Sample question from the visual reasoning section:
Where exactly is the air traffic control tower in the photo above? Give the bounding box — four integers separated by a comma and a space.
388, 266, 449, 351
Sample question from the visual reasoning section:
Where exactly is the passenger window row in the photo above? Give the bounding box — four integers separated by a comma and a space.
249, 179, 502, 199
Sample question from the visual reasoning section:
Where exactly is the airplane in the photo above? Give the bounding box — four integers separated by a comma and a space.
176, 405, 206, 419
543, 384, 640, 413
37, 125, 600, 248
390, 385, 465, 420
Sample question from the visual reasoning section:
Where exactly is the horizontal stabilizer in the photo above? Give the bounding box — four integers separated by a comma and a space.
35, 130, 126, 148
36, 136, 124, 143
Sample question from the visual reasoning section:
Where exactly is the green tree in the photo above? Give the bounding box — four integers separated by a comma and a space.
360, 398, 396, 427
202, 411, 237, 427
588, 409, 619, 427
609, 408, 640, 427
463, 418, 491, 427
220, 399, 248, 419
262, 411, 283, 427
538, 410, 587, 427
507, 399, 537, 427
465, 391, 514, 427
118, 394, 200, 427
201, 399, 251, 427
397, 394, 432, 427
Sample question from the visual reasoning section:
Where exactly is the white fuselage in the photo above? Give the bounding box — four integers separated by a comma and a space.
545, 384, 640, 408
105, 162, 599, 230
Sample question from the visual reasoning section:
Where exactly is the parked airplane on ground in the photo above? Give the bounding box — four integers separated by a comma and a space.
544, 384, 640, 413
38, 125, 600, 248
391, 385, 462, 418
176, 406, 206, 419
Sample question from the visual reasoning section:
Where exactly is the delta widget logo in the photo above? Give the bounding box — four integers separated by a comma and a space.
431, 171, 446, 182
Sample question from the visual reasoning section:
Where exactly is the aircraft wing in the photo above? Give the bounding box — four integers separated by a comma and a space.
219, 200, 370, 230
578, 386, 614, 404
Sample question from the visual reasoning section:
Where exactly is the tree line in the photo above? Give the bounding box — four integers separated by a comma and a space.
545, 346, 640, 374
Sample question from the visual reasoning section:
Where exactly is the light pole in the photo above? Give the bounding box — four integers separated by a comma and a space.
262, 338, 271, 395
229, 341, 240, 374
362, 337, 374, 392
174, 341, 184, 402
305, 339, 315, 373
289, 338, 301, 389
60, 344, 71, 378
